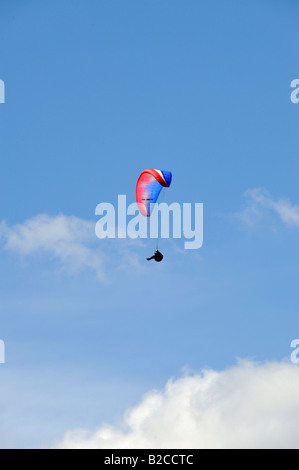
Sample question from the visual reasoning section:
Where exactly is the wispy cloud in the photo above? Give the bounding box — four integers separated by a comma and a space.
0, 214, 147, 280
238, 188, 299, 228
56, 360, 299, 449
0, 214, 106, 279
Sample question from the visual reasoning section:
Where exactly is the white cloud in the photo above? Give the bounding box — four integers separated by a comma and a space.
56, 360, 299, 449
0, 214, 147, 280
0, 214, 106, 279
239, 188, 299, 228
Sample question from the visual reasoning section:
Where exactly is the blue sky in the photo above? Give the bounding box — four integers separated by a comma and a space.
0, 0, 298, 448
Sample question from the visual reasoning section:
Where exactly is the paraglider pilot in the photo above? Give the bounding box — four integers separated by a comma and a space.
147, 249, 163, 262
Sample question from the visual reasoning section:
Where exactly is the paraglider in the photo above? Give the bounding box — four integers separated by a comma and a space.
136, 169, 172, 261
146, 249, 164, 262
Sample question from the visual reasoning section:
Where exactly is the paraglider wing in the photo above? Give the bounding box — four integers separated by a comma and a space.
136, 169, 172, 217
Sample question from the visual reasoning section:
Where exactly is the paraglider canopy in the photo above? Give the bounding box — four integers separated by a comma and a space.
136, 169, 172, 217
